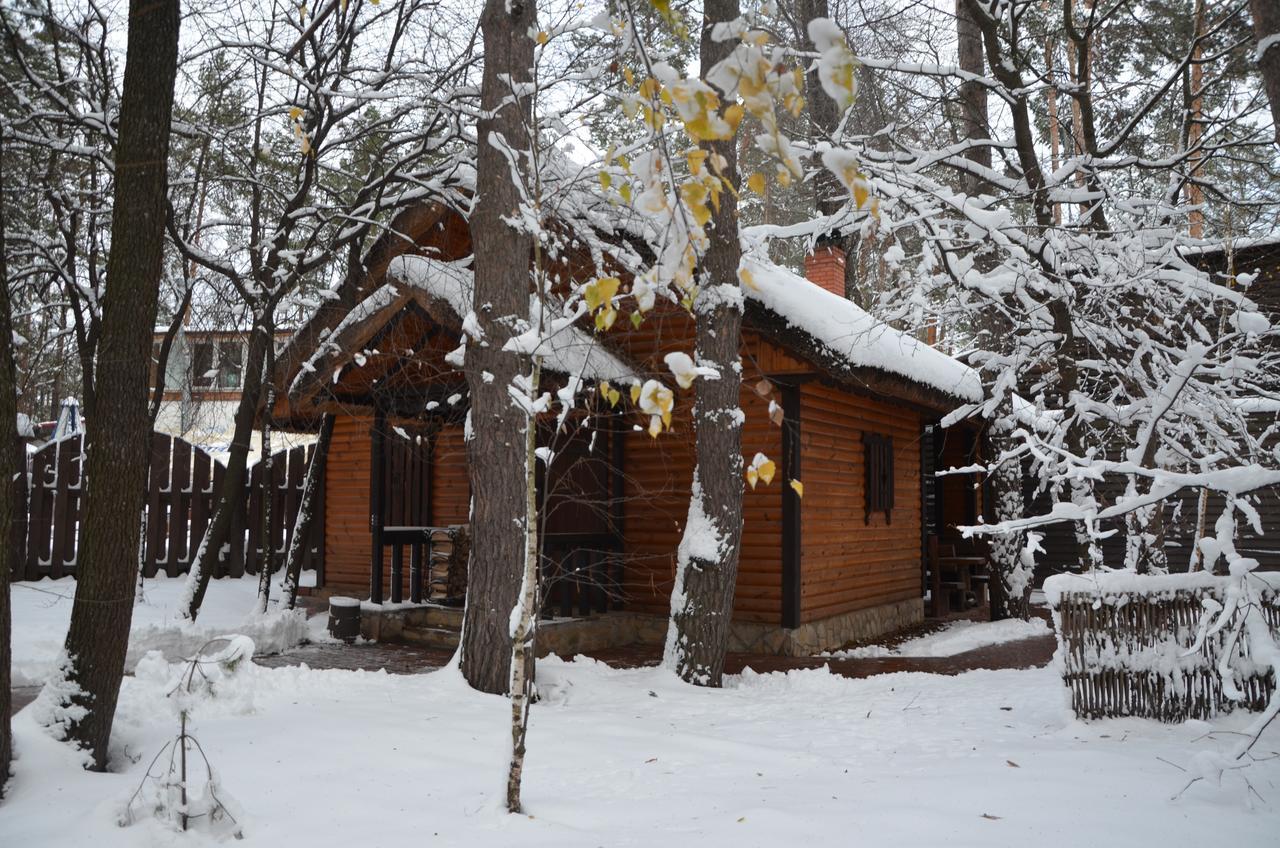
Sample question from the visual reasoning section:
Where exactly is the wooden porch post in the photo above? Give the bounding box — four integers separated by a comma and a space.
780, 383, 802, 629
369, 408, 385, 604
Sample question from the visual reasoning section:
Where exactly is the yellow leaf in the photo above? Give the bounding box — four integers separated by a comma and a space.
630, 384, 642, 404
624, 67, 635, 87
599, 171, 612, 191
724, 103, 745, 133
790, 479, 804, 498
746, 172, 766, 195
746, 466, 759, 489
597, 276, 620, 302
289, 106, 303, 121
757, 459, 776, 486
536, 31, 549, 45
595, 306, 617, 331
619, 183, 632, 203
630, 311, 643, 329
737, 266, 759, 291
680, 182, 711, 226
607, 388, 621, 407
686, 148, 709, 175
639, 77, 660, 100
599, 381, 612, 399
648, 415, 663, 438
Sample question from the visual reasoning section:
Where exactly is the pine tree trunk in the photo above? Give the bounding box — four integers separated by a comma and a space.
458, 0, 536, 696
663, 0, 745, 688
955, 0, 991, 195
181, 320, 271, 620
282, 414, 335, 609
1250, 0, 1280, 145
0, 125, 20, 794
57, 0, 180, 770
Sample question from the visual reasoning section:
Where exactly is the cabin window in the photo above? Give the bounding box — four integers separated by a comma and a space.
217, 340, 244, 389
191, 341, 215, 388
864, 432, 894, 524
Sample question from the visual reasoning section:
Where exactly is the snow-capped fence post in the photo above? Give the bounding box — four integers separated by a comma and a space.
1046, 571, 1280, 721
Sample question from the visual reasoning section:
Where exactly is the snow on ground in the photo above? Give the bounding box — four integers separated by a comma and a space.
10, 573, 319, 687
828, 617, 1052, 659
2, 656, 1276, 846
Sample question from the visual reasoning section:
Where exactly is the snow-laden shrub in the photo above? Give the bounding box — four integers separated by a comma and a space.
119, 636, 254, 839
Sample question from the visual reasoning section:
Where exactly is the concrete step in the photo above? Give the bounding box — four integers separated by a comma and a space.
402, 603, 464, 630
401, 625, 460, 650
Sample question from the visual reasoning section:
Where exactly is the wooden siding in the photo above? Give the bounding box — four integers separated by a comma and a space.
324, 415, 374, 591
324, 415, 472, 595
798, 382, 924, 623
431, 423, 470, 525
612, 306, 787, 623
619, 378, 783, 623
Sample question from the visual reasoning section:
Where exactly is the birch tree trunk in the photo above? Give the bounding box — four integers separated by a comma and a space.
253, 335, 277, 616
58, 0, 180, 769
0, 124, 19, 793
663, 0, 746, 688
506, 358, 541, 814
458, 0, 535, 696
282, 413, 335, 609
987, 414, 1031, 621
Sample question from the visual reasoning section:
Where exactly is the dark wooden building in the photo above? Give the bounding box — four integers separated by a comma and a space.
275, 204, 987, 654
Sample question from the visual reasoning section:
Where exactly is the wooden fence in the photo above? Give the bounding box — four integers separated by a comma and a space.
11, 432, 323, 582
1051, 575, 1280, 721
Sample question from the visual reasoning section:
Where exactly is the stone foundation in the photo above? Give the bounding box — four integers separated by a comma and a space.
348, 596, 923, 658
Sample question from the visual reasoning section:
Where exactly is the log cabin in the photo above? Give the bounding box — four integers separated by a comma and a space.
274, 204, 988, 655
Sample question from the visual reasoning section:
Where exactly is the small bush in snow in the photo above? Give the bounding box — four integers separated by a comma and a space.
120, 636, 253, 839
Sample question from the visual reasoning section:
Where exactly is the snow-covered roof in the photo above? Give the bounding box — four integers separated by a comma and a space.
388, 255, 637, 385
289, 255, 636, 405
742, 256, 984, 404
1178, 234, 1280, 257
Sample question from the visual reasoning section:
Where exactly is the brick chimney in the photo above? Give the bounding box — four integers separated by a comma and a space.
804, 235, 846, 297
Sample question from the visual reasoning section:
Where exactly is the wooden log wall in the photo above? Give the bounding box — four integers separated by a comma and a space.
322, 415, 471, 596
797, 382, 925, 624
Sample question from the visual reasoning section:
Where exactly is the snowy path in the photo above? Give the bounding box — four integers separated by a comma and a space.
9, 574, 321, 687
3, 656, 1276, 846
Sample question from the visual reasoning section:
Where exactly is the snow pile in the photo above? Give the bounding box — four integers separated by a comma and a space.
2, 657, 1276, 846
741, 255, 984, 402
827, 617, 1051, 659
10, 574, 316, 687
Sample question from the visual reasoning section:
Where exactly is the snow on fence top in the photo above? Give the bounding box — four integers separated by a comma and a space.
742, 256, 984, 403
1043, 568, 1280, 606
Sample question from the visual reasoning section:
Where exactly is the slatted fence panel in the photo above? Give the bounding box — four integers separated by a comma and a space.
10, 434, 322, 581
1053, 582, 1279, 721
